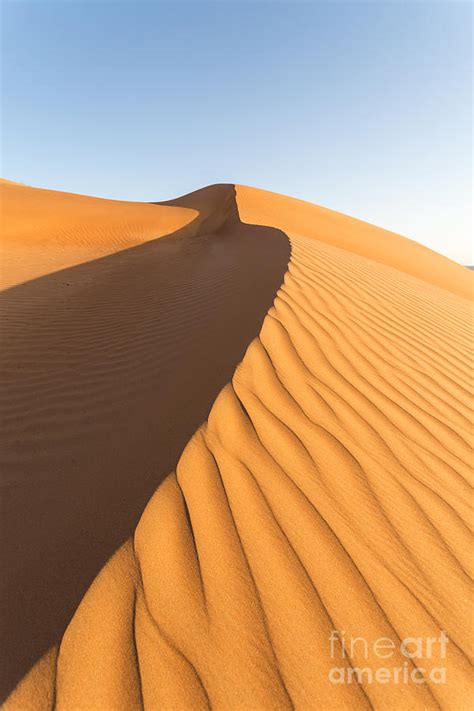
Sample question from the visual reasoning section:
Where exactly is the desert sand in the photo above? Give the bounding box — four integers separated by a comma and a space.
1, 180, 472, 709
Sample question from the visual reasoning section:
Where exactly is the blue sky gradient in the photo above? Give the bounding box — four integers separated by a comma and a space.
2, 0, 472, 262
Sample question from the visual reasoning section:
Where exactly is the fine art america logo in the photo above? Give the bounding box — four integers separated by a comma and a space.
328, 630, 449, 685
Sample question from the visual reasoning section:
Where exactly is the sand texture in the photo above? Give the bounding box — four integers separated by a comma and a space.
1, 181, 473, 710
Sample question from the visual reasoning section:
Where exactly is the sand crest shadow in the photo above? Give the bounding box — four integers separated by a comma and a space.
0, 185, 290, 700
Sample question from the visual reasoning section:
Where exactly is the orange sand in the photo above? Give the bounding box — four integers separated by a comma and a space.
1, 181, 473, 710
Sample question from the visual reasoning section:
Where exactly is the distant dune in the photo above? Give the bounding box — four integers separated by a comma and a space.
1, 180, 472, 709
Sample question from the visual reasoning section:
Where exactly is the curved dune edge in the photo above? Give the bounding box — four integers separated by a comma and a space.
0, 181, 240, 290
0, 184, 291, 699
4, 186, 474, 709
236, 184, 472, 300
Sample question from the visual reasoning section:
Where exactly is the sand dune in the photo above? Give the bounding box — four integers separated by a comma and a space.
1, 182, 473, 709
0, 178, 196, 289
0, 182, 290, 700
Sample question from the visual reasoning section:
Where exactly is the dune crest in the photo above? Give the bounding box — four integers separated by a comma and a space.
2, 183, 473, 709
236, 185, 471, 299
0, 183, 290, 700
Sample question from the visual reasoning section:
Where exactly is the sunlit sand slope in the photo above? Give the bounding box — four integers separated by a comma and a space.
236, 184, 472, 299
4, 185, 473, 710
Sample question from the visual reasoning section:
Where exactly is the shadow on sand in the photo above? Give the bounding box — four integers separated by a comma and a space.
0, 185, 290, 700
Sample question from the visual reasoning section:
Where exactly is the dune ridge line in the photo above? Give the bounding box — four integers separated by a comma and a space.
1, 181, 473, 710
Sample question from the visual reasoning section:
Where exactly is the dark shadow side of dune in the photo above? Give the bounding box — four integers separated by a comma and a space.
0, 185, 291, 701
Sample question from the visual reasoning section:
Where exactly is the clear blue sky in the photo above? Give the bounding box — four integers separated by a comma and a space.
2, 0, 472, 263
